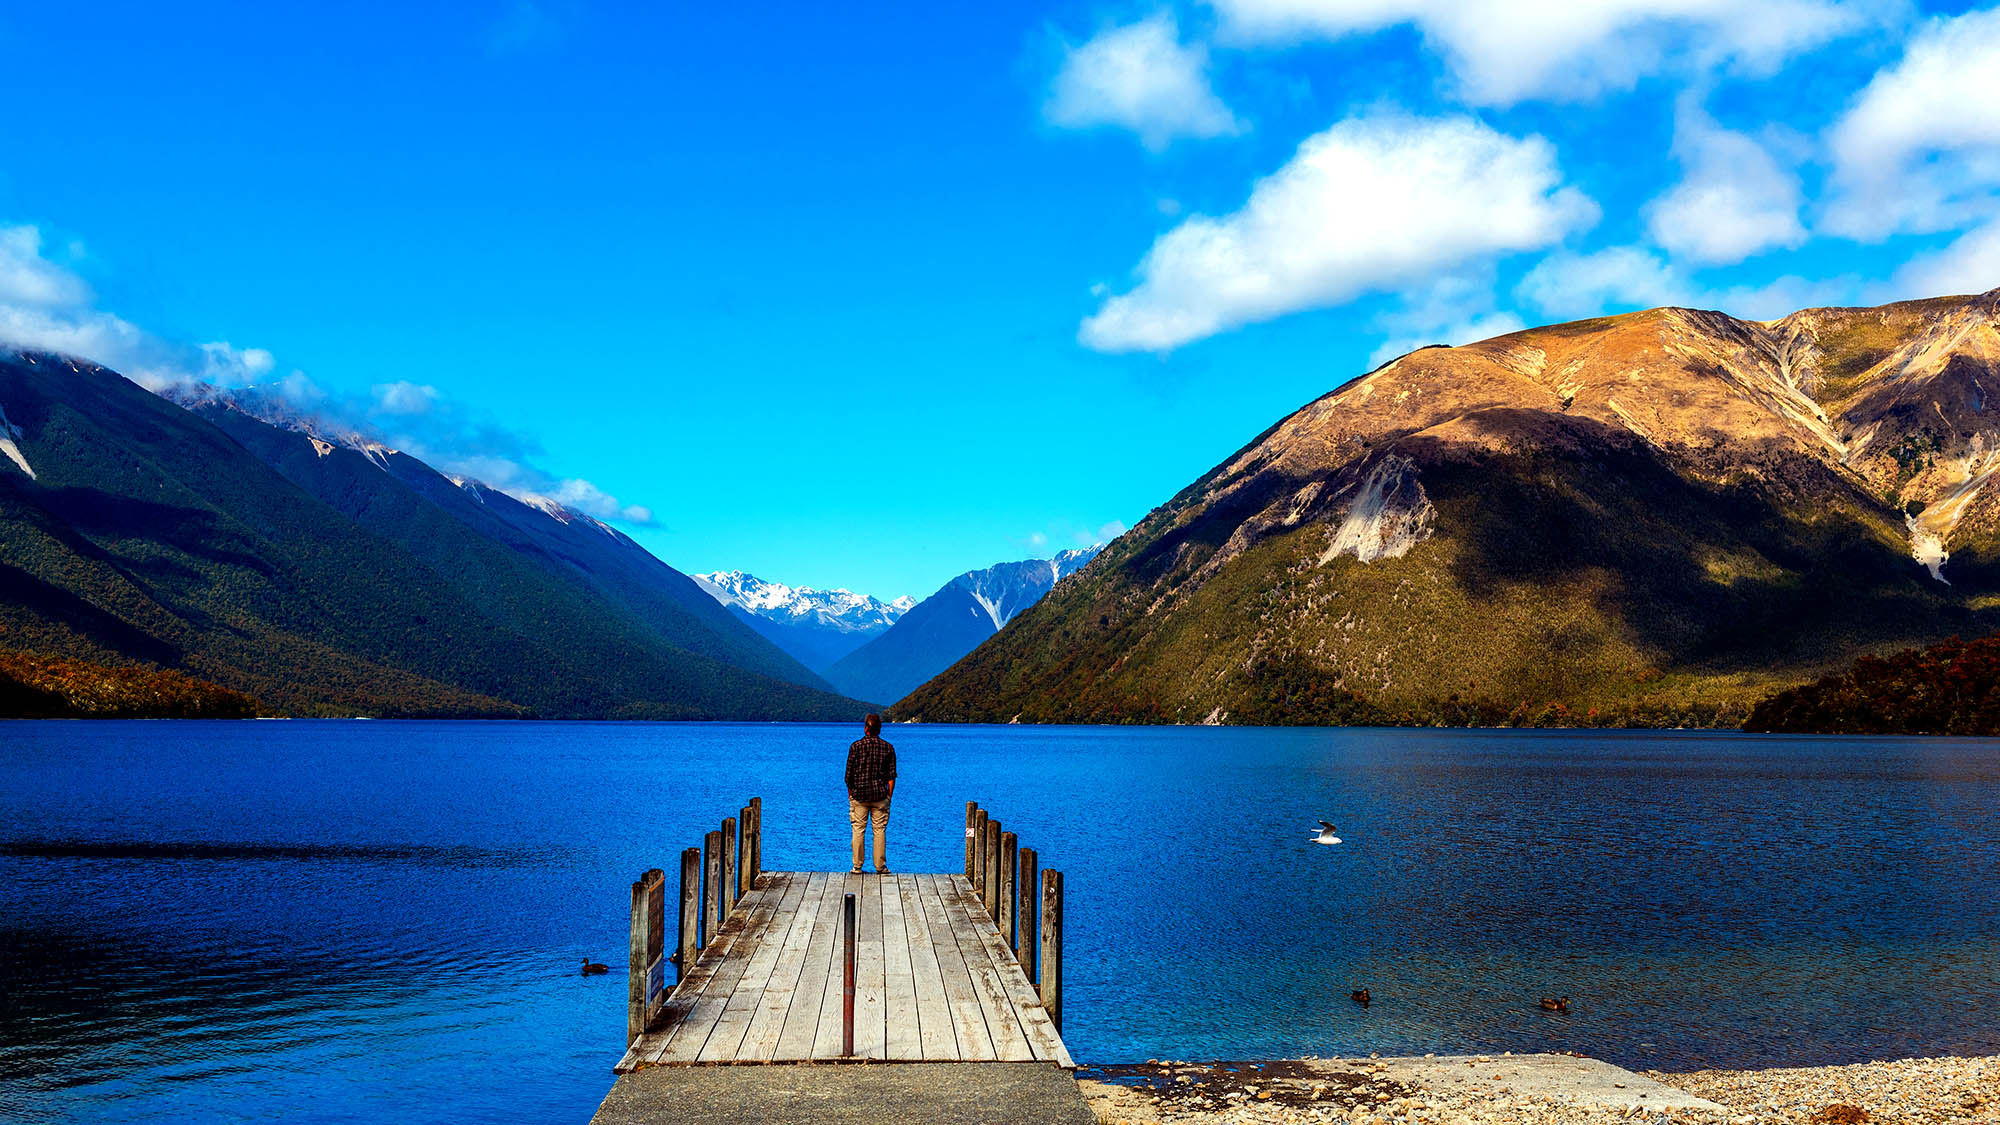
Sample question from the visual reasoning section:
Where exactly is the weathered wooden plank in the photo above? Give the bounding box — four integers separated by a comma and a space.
982, 818, 1002, 921
774, 873, 845, 1060
964, 802, 978, 879
939, 875, 1034, 1062
630, 875, 782, 1068
810, 873, 863, 1058
998, 831, 1017, 951
677, 848, 701, 984
972, 810, 989, 898
720, 816, 738, 918
702, 830, 723, 947
1016, 847, 1038, 980
656, 877, 787, 1063
897, 873, 958, 1060
881, 872, 921, 1059
917, 874, 996, 1061
953, 874, 1073, 1068
1040, 868, 1064, 1032
696, 869, 811, 1061
854, 872, 887, 1058
739, 872, 831, 1060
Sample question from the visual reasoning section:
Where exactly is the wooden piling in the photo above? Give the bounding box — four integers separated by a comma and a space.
841, 891, 857, 1057
720, 817, 738, 919
703, 829, 723, 946
983, 818, 1002, 922
964, 801, 978, 879
747, 797, 762, 887
972, 808, 990, 897
737, 807, 751, 899
628, 868, 664, 1046
1016, 847, 1038, 978
998, 830, 1018, 948
1040, 868, 1063, 1030
677, 847, 700, 978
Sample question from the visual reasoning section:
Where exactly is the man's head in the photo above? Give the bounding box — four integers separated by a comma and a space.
864, 713, 881, 737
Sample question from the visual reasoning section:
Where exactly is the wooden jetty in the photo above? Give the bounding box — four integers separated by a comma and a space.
615, 799, 1070, 1072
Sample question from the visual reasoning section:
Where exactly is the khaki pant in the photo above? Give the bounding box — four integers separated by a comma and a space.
849, 796, 890, 872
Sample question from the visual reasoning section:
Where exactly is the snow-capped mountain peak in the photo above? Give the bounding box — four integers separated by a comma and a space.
694, 571, 912, 634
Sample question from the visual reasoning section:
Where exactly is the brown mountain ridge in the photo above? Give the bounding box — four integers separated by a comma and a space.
897, 289, 2000, 727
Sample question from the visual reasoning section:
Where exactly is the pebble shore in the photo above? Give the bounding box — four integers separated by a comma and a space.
1078, 1054, 1997, 1125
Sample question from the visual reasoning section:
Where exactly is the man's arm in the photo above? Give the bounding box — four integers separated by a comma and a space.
885, 746, 896, 798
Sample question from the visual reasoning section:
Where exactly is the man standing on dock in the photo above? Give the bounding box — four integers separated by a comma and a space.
845, 713, 896, 875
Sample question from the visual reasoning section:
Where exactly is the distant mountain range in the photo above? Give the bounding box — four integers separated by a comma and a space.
0, 349, 866, 719
824, 546, 1100, 705
898, 290, 2000, 728
692, 570, 914, 673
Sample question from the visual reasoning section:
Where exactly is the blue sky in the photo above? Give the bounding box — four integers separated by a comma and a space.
3, 1, 1997, 601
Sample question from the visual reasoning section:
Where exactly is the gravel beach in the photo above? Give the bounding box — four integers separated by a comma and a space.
1077, 1053, 1997, 1125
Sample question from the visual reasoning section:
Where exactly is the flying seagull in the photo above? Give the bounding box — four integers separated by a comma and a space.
1310, 820, 1342, 845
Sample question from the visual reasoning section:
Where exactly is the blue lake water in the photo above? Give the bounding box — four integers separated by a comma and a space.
2, 721, 1997, 1123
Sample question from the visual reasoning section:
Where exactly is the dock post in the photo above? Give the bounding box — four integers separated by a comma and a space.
737, 807, 751, 899
721, 816, 738, 916
677, 847, 700, 977
747, 797, 762, 888
1040, 868, 1063, 1030
964, 802, 978, 879
972, 808, 990, 897
983, 818, 1002, 922
1016, 847, 1038, 977
703, 829, 723, 946
628, 868, 664, 1046
998, 830, 1018, 948
841, 891, 857, 1057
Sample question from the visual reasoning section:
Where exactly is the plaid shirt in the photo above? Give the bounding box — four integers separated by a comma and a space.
845, 735, 897, 803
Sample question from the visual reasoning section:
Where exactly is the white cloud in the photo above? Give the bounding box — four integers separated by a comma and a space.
1516, 246, 1689, 320
1086, 519, 1128, 544
1891, 219, 2000, 299
1080, 112, 1596, 352
1368, 311, 1526, 368
200, 341, 276, 385
373, 380, 440, 415
1206, 0, 1887, 105
1826, 6, 2000, 239
1645, 99, 1807, 265
546, 478, 653, 525
0, 226, 93, 308
1046, 13, 1243, 150
1517, 245, 1857, 321
1365, 271, 1526, 366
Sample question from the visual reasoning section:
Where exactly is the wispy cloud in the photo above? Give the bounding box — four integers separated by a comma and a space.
1205, 0, 1895, 105
1645, 96, 1808, 266
1516, 244, 1859, 322
1824, 5, 2000, 240
1046, 12, 1244, 150
0, 221, 655, 526
1080, 111, 1596, 352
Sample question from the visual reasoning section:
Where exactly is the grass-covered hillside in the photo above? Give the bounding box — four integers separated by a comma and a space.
0, 350, 869, 720
898, 291, 2000, 727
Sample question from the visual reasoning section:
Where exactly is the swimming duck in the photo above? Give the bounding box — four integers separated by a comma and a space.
581, 958, 610, 975
1350, 989, 1371, 1007
1538, 996, 1569, 1013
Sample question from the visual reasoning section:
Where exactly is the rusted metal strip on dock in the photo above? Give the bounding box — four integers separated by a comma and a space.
615, 871, 1073, 1071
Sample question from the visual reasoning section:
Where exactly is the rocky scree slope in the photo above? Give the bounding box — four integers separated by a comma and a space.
896, 291, 2000, 726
